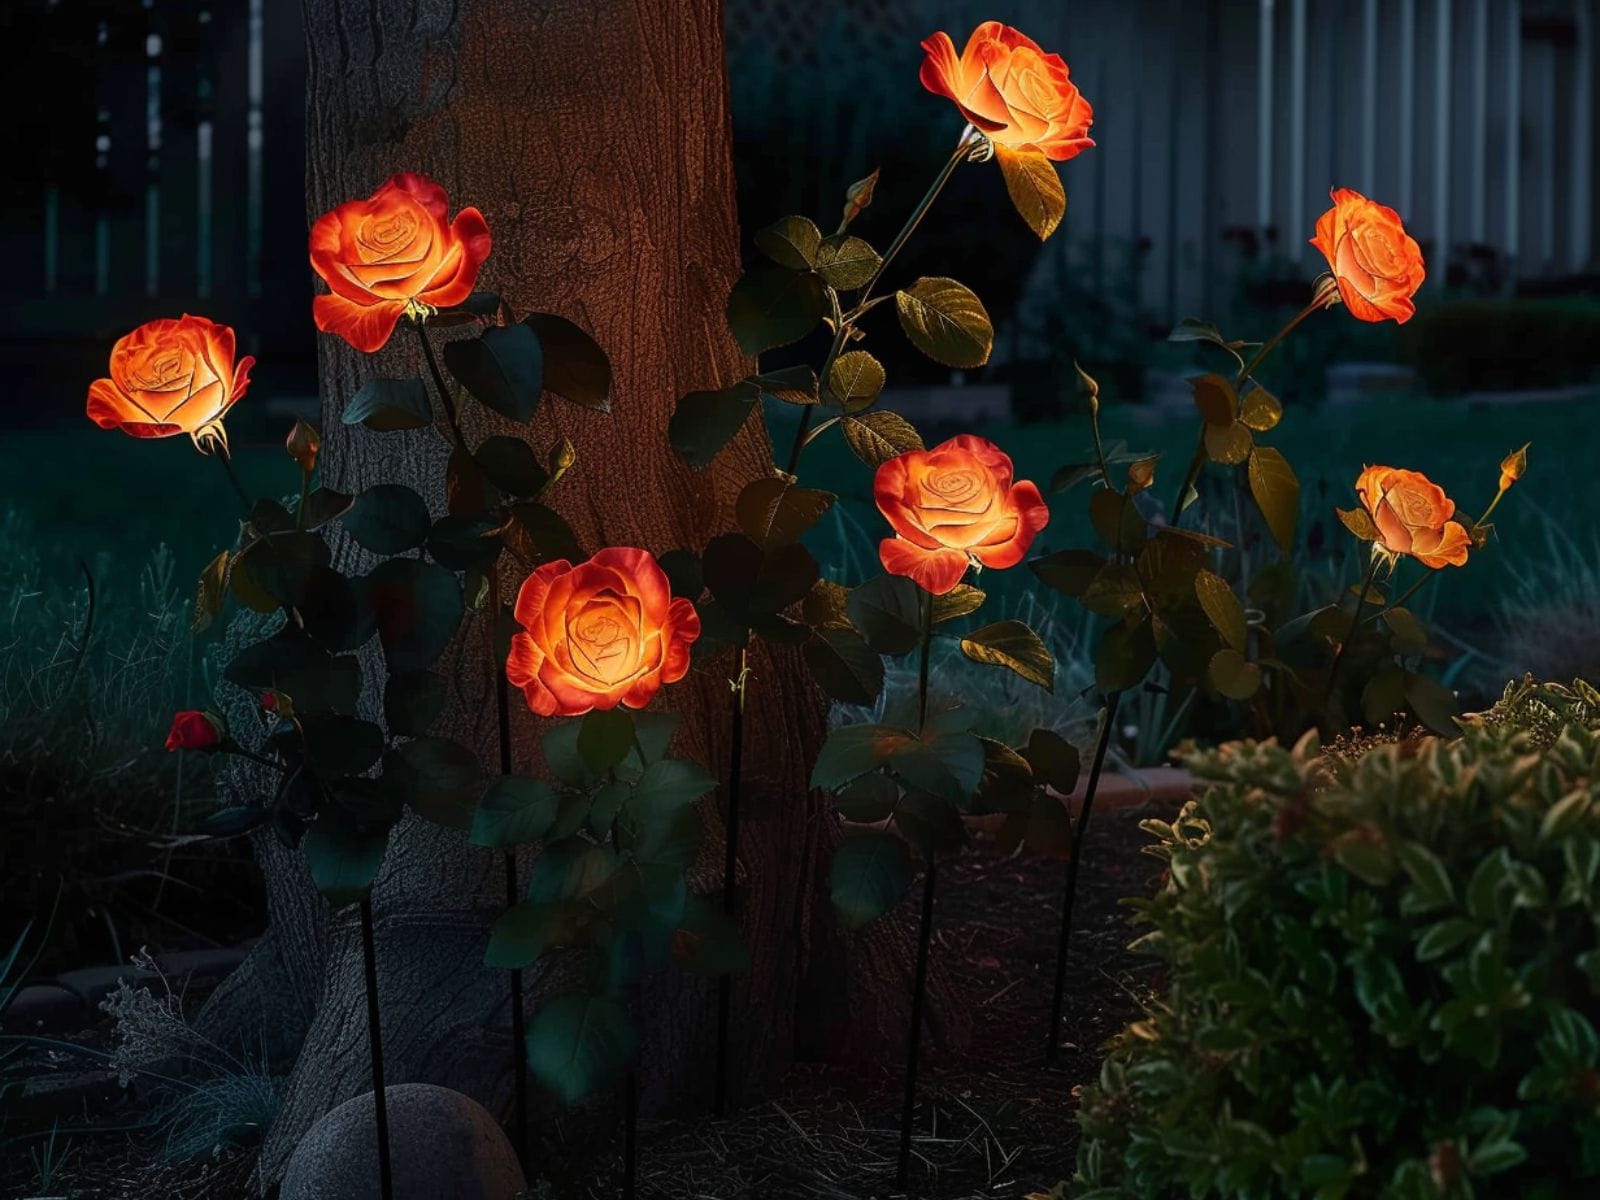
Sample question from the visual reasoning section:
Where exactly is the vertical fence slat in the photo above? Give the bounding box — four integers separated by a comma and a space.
157, 3, 201, 301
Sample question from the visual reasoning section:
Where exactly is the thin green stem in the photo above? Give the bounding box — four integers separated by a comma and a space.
916, 589, 934, 734
295, 467, 311, 531
213, 446, 253, 517
1325, 553, 1383, 707
412, 318, 468, 452
714, 636, 750, 1115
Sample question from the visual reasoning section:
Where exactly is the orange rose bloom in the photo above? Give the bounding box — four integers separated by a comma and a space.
919, 21, 1094, 161
1354, 466, 1470, 569
507, 548, 700, 718
874, 434, 1050, 595
1310, 188, 1426, 324
309, 172, 492, 353
87, 315, 254, 440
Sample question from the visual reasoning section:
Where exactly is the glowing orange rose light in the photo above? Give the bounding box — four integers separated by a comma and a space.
874, 434, 1049, 596
507, 548, 700, 718
309, 172, 492, 354
165, 710, 224, 752
1310, 188, 1426, 324
919, 21, 1094, 161
87, 315, 254, 444
1354, 466, 1470, 570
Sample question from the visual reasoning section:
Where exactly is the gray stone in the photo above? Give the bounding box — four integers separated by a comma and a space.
280, 1083, 527, 1200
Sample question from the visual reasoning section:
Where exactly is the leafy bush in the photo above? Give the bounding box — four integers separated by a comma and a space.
1397, 300, 1600, 395
1071, 678, 1600, 1199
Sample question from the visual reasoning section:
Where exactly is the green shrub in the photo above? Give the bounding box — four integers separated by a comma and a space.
1071, 678, 1600, 1199
1397, 300, 1600, 395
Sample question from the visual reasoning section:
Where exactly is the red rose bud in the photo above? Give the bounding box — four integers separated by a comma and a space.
165, 710, 224, 752
286, 418, 321, 473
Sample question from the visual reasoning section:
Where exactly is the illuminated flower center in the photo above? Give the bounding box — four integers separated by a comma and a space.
131, 348, 193, 393
1390, 486, 1437, 528
923, 467, 984, 508
568, 596, 638, 683
361, 210, 421, 261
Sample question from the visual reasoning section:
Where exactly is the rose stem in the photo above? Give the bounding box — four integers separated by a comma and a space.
411, 318, 468, 452
783, 124, 978, 476
714, 634, 750, 1116
1167, 288, 1331, 529
609, 805, 640, 1200
212, 443, 253, 516
1324, 551, 1384, 710
487, 566, 528, 1168
359, 894, 394, 1200
1044, 691, 1121, 1067
897, 588, 938, 1191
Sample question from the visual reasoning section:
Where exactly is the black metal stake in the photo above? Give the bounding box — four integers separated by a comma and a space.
1045, 690, 1123, 1067
622, 1068, 639, 1199
491, 583, 528, 1166
359, 895, 394, 1200
897, 857, 938, 1190
714, 637, 749, 1115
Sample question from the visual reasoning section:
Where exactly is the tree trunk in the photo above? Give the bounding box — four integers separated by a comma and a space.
195, 1, 943, 1190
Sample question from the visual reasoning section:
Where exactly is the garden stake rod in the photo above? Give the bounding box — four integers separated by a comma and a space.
714, 635, 750, 1116
1046, 690, 1122, 1069
489, 568, 530, 1170
897, 589, 938, 1191
359, 895, 395, 1200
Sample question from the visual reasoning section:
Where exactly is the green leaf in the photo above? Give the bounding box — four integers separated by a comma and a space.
442, 323, 545, 423
656, 549, 702, 600
1024, 728, 1081, 794
1397, 841, 1456, 912
669, 381, 759, 470
891, 732, 986, 803
522, 313, 610, 411
734, 478, 836, 549
830, 831, 912, 930
485, 902, 561, 969
1207, 648, 1262, 699
363, 558, 464, 671
299, 487, 356, 530
576, 708, 635, 776
1247, 446, 1300, 555
894, 276, 993, 369
343, 377, 433, 432
834, 773, 899, 822
803, 627, 886, 705
826, 350, 886, 411
1097, 618, 1157, 692
752, 366, 819, 406
1190, 374, 1237, 425
754, 215, 823, 270
1030, 549, 1106, 598
297, 713, 386, 778
702, 533, 818, 623
814, 234, 881, 290
1384, 607, 1429, 654
1079, 563, 1145, 619
383, 737, 483, 829
1415, 917, 1481, 961
224, 632, 361, 714
343, 484, 432, 556
1204, 420, 1254, 465
1361, 665, 1409, 726
471, 777, 559, 847
930, 585, 985, 624
303, 816, 389, 910
994, 144, 1065, 240
960, 621, 1053, 691
509, 502, 584, 566
726, 266, 826, 355
1089, 488, 1147, 556
474, 436, 549, 498
192, 550, 229, 634
999, 793, 1073, 858
1337, 506, 1379, 541
633, 758, 717, 815
1194, 569, 1248, 652
383, 670, 447, 738
811, 723, 915, 791
843, 410, 924, 468
1404, 671, 1459, 735
526, 992, 637, 1105
232, 531, 330, 608
427, 513, 502, 572
1240, 385, 1282, 431
847, 574, 924, 656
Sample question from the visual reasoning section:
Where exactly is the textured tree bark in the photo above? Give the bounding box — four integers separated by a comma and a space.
193, 1, 947, 1191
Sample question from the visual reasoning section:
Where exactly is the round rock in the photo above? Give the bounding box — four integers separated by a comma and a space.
281, 1083, 527, 1200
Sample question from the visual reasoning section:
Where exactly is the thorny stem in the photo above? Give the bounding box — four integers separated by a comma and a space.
212, 444, 253, 517
782, 125, 981, 479
714, 636, 751, 1115
359, 896, 394, 1200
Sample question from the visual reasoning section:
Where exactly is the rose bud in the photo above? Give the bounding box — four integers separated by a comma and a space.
285, 419, 321, 474
1498, 442, 1529, 493
165, 711, 225, 753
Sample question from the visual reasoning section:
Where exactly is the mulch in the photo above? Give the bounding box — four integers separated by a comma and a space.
0, 801, 1168, 1200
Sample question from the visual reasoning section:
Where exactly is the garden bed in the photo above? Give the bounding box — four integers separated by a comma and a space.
0, 803, 1169, 1200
